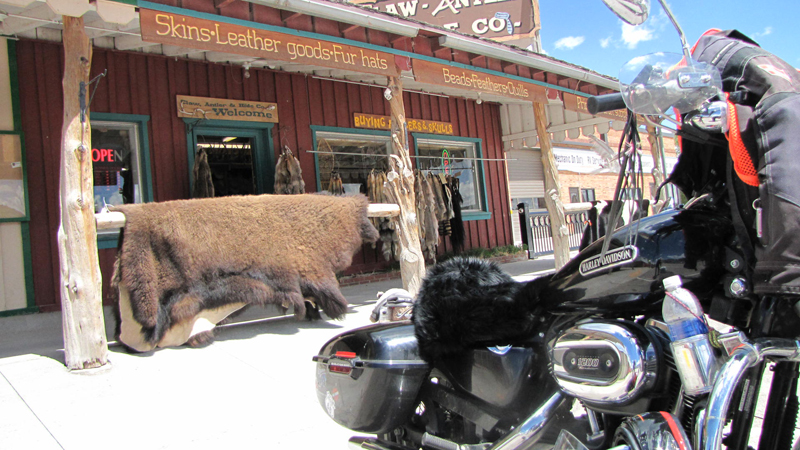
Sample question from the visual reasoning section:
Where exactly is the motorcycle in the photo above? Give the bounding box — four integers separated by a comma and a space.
312, 1, 800, 450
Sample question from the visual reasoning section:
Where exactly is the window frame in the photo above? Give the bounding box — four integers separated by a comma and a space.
90, 113, 153, 249
311, 126, 391, 192
413, 134, 490, 221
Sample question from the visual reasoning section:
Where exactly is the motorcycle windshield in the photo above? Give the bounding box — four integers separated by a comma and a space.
619, 52, 722, 115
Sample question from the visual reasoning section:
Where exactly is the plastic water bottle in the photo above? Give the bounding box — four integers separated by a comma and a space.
662, 275, 717, 396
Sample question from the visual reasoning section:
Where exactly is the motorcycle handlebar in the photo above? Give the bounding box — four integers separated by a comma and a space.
587, 93, 627, 115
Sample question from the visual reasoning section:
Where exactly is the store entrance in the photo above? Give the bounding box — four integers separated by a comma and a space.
187, 122, 274, 198
196, 135, 255, 197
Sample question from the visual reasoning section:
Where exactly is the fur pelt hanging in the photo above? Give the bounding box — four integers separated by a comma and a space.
428, 173, 448, 221
415, 172, 439, 260
449, 177, 465, 254
273, 146, 305, 194
192, 148, 215, 198
412, 257, 547, 362
367, 170, 398, 261
111, 194, 378, 352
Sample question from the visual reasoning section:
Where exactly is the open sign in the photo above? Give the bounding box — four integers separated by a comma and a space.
92, 148, 118, 163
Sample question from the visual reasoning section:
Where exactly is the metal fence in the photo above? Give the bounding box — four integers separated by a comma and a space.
517, 203, 590, 258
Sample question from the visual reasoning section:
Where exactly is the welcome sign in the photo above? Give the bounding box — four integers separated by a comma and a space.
140, 9, 400, 78
177, 95, 279, 123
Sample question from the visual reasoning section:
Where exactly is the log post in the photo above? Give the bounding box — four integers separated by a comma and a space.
532, 101, 570, 270
58, 16, 108, 370
383, 77, 426, 296
646, 124, 667, 212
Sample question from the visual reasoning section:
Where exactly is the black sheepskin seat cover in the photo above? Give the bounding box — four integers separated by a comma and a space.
412, 257, 545, 362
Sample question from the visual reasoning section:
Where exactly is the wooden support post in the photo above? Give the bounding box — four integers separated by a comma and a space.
646, 124, 667, 212
58, 16, 108, 370
532, 101, 570, 270
383, 77, 426, 296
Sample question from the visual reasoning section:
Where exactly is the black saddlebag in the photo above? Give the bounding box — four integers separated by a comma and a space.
691, 30, 800, 295
313, 323, 429, 434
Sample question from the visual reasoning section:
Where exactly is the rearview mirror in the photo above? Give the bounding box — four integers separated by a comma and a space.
601, 0, 650, 25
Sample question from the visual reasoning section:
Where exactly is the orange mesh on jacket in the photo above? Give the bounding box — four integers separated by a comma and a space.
725, 96, 759, 186
687, 30, 759, 187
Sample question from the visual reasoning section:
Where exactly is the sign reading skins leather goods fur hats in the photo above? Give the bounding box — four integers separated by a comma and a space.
140, 8, 400, 78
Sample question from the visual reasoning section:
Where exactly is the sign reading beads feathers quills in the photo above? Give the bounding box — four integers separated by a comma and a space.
177, 95, 279, 123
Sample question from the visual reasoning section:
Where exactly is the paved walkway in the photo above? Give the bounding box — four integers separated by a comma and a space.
0, 258, 556, 450
0, 255, 782, 449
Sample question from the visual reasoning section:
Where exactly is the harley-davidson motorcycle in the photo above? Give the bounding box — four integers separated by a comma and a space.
313, 2, 800, 450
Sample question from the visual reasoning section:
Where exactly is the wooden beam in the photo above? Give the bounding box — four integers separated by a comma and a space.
215, 0, 238, 8
470, 54, 486, 66
59, 15, 109, 371
384, 76, 426, 296
96, 203, 401, 230
340, 23, 361, 34
533, 101, 570, 270
646, 124, 667, 212
115, 34, 159, 51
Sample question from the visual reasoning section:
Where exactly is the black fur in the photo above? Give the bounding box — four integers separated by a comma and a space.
412, 257, 545, 362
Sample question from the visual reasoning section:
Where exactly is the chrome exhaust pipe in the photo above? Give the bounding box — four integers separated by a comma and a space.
702, 338, 800, 450
349, 392, 566, 450
349, 436, 407, 450
491, 392, 567, 450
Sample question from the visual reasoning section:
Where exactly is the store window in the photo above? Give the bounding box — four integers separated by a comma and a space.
313, 129, 391, 194
0, 133, 25, 220
414, 136, 486, 215
91, 114, 152, 247
568, 187, 596, 203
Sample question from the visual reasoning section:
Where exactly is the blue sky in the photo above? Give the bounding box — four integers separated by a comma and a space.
538, 0, 799, 80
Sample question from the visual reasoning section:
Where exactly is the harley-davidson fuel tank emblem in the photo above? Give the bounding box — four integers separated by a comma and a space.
579, 246, 638, 276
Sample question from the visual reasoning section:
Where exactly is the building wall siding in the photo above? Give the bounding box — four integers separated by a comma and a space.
17, 40, 513, 311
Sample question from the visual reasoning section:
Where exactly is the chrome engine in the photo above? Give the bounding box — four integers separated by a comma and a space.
548, 321, 661, 406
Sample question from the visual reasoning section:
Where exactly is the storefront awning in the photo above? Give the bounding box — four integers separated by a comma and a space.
0, 0, 621, 140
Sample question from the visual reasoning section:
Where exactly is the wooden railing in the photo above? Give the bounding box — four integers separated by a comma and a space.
517, 202, 592, 258
95, 203, 401, 230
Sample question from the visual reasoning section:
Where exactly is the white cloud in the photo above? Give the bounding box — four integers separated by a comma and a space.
600, 36, 613, 48
621, 22, 655, 49
752, 26, 773, 38
554, 36, 586, 50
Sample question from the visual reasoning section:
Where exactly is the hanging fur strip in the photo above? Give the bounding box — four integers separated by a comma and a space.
428, 172, 448, 222
414, 171, 439, 261
111, 194, 379, 352
449, 176, 465, 254
273, 147, 305, 194
192, 148, 215, 199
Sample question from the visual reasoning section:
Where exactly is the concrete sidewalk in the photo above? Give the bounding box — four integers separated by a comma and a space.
0, 257, 556, 450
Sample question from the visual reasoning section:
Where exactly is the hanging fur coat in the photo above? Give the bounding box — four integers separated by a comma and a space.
192, 148, 215, 199
274, 147, 305, 194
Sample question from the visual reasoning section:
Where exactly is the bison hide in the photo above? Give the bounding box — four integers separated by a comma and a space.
112, 194, 379, 352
